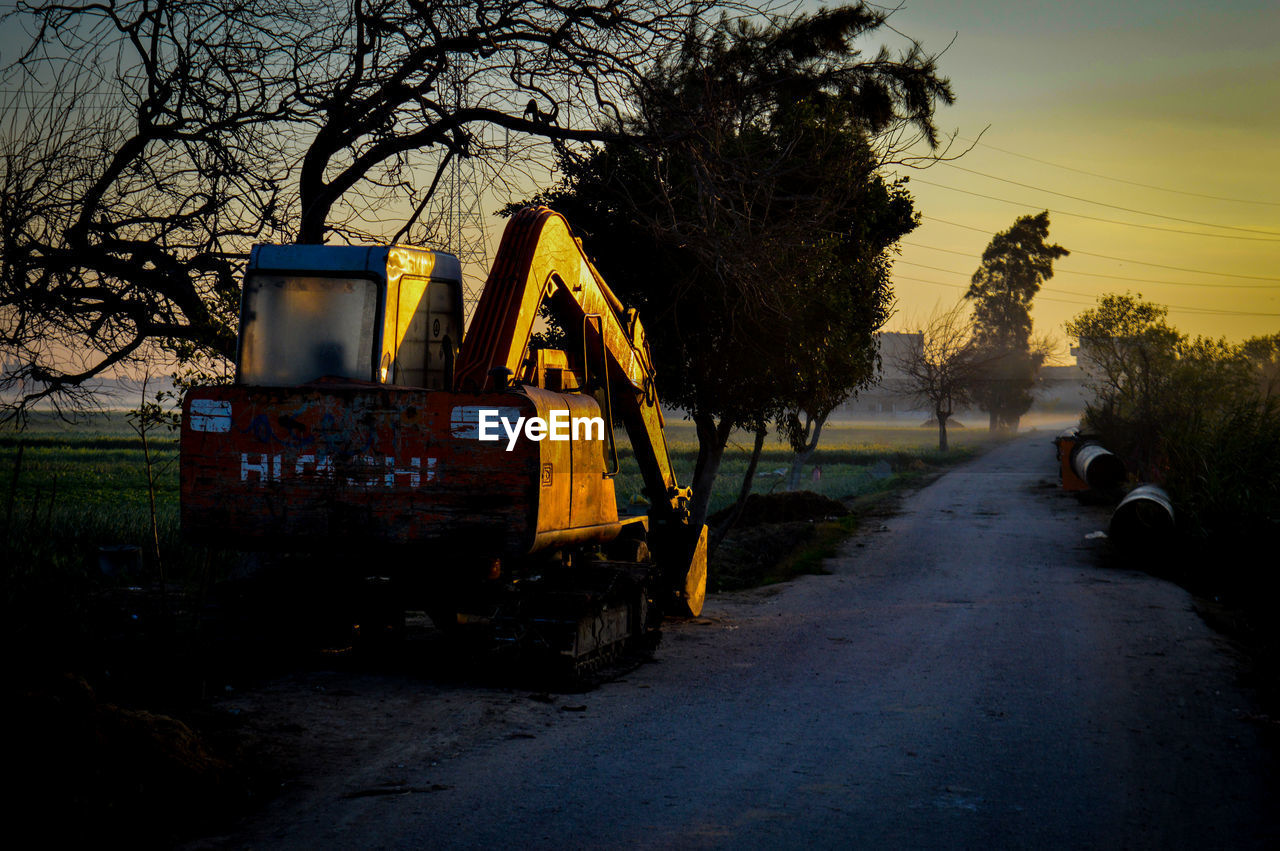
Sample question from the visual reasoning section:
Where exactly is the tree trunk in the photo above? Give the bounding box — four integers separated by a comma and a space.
297, 145, 334, 244
786, 409, 829, 491
988, 409, 998, 432
689, 412, 735, 534
937, 409, 950, 452
709, 421, 767, 553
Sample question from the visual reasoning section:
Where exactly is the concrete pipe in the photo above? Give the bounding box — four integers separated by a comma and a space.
1071, 442, 1126, 491
1109, 484, 1175, 545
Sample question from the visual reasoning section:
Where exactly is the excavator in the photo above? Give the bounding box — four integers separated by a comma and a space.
180, 206, 707, 672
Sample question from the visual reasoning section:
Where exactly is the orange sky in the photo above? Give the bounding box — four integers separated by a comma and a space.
469, 2, 1280, 362
866, 0, 1280, 356
9, 1, 1274, 390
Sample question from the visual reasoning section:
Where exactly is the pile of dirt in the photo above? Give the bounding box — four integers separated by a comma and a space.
707, 491, 852, 593
709, 490, 849, 528
10, 672, 256, 843
711, 521, 819, 592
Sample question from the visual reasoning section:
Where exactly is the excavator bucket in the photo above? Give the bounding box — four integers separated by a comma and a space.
670, 525, 708, 617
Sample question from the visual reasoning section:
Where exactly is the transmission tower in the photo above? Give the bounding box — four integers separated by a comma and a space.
434, 140, 492, 325
411, 64, 495, 327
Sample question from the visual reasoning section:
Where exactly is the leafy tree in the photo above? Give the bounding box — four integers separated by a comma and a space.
0, 0, 717, 416
1241, 333, 1280, 399
515, 4, 951, 531
1065, 293, 1181, 474
1065, 293, 1258, 479
965, 211, 1068, 431
777, 178, 916, 491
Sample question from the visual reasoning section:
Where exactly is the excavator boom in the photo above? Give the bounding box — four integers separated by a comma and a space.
456, 207, 705, 611
456, 210, 678, 509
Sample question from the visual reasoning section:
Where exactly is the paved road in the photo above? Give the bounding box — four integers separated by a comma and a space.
205, 432, 1277, 849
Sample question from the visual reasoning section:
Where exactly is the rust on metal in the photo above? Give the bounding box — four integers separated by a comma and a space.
1053, 430, 1126, 492
181, 382, 617, 557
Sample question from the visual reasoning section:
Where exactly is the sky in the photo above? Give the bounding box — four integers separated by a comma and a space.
3, 0, 1277, 366
853, 0, 1280, 356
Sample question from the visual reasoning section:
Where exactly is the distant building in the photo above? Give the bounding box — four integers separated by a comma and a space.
834, 332, 1089, 419
1037, 362, 1090, 412
836, 331, 925, 417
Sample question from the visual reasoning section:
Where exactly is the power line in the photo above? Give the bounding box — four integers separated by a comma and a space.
895, 260, 1280, 314
922, 216, 1280, 281
959, 136, 1280, 207
894, 263, 1276, 311
891, 273, 1280, 317
892, 273, 1114, 308
935, 161, 1280, 236
913, 178, 1280, 242
899, 246, 1280, 289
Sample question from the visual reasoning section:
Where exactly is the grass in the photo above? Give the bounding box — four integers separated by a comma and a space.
776, 467, 943, 574
0, 415, 1000, 586
706, 457, 972, 593
609, 419, 1004, 592
615, 419, 1003, 517
1, 424, 182, 572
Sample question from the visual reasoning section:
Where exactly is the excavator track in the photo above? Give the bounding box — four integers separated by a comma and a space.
557, 629, 662, 690
460, 564, 662, 685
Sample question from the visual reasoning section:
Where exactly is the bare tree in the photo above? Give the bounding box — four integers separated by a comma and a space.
0, 0, 723, 416
895, 303, 983, 452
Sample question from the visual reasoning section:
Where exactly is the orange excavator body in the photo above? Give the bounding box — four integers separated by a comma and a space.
180, 208, 706, 657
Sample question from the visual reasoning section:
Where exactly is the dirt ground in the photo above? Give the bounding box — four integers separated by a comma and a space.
185, 492, 859, 841
12, 482, 858, 845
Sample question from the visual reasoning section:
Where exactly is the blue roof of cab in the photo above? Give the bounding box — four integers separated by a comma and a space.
248, 244, 461, 282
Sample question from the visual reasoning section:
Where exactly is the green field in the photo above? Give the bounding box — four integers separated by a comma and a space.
0, 411, 1001, 584
615, 419, 1004, 517
1, 414, 179, 573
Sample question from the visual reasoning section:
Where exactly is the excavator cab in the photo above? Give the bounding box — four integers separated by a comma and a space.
181, 238, 627, 562
236, 244, 464, 390
182, 209, 705, 674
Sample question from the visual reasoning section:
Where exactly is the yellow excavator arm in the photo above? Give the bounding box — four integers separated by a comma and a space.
454, 206, 706, 614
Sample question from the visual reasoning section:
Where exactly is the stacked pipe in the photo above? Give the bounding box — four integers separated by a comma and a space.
1052, 430, 1125, 492
1051, 430, 1176, 547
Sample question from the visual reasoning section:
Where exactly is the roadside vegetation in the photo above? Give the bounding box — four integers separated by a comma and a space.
615, 420, 996, 516
3, 418, 182, 684
1067, 295, 1280, 566
1067, 294, 1280, 705
620, 420, 1002, 590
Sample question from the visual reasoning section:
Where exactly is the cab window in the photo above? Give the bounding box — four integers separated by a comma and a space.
238, 275, 378, 386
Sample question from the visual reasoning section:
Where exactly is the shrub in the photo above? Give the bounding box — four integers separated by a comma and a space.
1068, 294, 1280, 563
